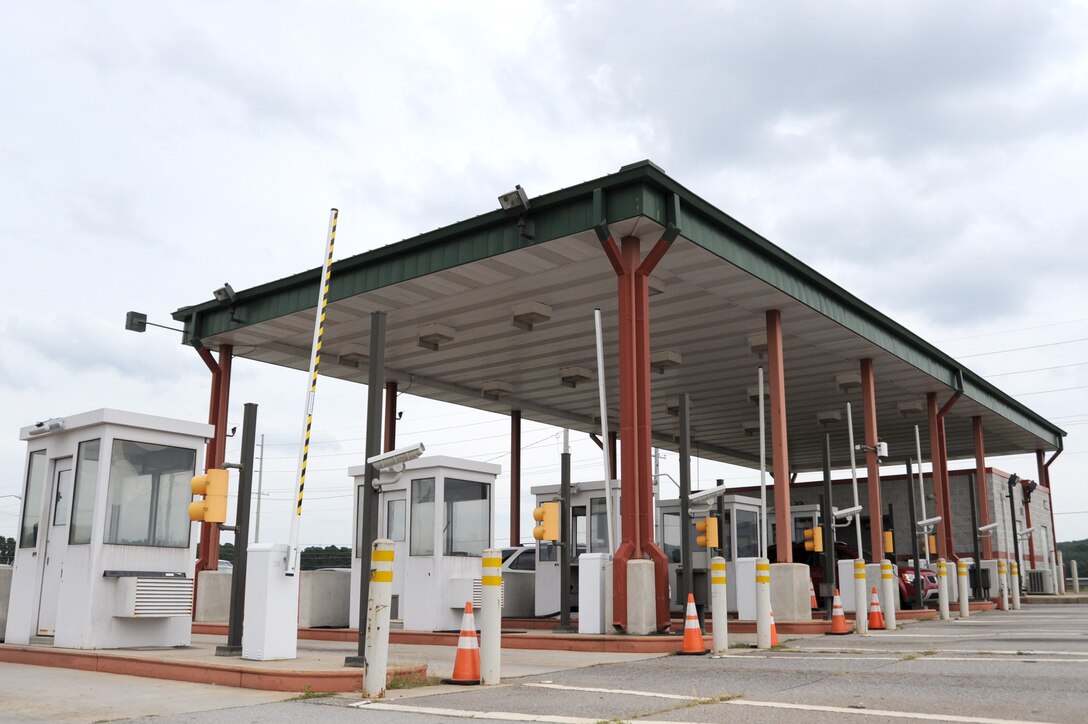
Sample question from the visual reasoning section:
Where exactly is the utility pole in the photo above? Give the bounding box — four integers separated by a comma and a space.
255, 433, 264, 544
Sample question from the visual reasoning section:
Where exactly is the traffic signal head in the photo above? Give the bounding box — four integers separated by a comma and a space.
883, 529, 895, 555
532, 501, 559, 542
803, 526, 824, 553
695, 517, 719, 548
928, 534, 937, 554
189, 468, 229, 523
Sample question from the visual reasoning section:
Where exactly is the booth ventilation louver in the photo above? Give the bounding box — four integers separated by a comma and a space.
114, 576, 195, 618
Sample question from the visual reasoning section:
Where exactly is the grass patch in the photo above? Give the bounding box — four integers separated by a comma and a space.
290, 684, 333, 700
388, 674, 443, 689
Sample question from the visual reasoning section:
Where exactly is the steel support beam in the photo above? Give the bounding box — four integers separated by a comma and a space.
599, 229, 673, 632
973, 417, 993, 559
936, 388, 961, 559
860, 358, 882, 561
766, 310, 792, 563
196, 344, 232, 573
511, 409, 522, 547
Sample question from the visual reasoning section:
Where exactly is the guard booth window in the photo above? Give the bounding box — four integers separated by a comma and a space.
721, 510, 733, 560
444, 478, 489, 556
662, 511, 680, 563
386, 498, 406, 542
69, 439, 100, 545
410, 478, 435, 556
589, 497, 609, 552
19, 450, 47, 548
737, 509, 759, 557
103, 439, 196, 548
572, 505, 587, 556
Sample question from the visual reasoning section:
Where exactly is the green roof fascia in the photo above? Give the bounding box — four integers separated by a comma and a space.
171, 163, 673, 343
961, 370, 1066, 449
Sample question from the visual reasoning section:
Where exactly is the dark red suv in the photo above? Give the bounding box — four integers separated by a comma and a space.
769, 543, 938, 607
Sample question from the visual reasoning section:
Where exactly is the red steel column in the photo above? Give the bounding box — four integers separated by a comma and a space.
860, 358, 883, 562
1042, 449, 1061, 571
600, 231, 672, 631
927, 393, 949, 559
196, 344, 232, 573
511, 409, 522, 547
383, 381, 397, 453
936, 396, 958, 558
766, 310, 792, 563
973, 417, 993, 559
632, 236, 671, 630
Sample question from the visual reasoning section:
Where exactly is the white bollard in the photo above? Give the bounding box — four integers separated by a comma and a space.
480, 548, 502, 685
710, 556, 728, 655
937, 559, 950, 621
958, 560, 970, 619
1072, 560, 1081, 594
880, 560, 897, 631
998, 559, 1009, 611
1057, 552, 1066, 595
1011, 562, 1021, 610
854, 558, 868, 635
363, 539, 395, 699
756, 558, 771, 649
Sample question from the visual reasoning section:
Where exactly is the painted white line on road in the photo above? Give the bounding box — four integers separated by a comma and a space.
710, 654, 900, 661
865, 631, 1087, 638
352, 700, 603, 723
800, 646, 1088, 658
524, 682, 702, 700
727, 699, 1051, 723
929, 657, 1088, 663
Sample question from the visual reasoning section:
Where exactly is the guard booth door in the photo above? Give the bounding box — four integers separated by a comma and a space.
38, 457, 73, 636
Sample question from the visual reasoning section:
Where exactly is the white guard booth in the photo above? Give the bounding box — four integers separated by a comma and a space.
658, 493, 762, 617
6, 409, 210, 648
349, 456, 499, 632
530, 479, 620, 617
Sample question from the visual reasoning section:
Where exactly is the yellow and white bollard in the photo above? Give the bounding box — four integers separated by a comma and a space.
998, 559, 1009, 611
363, 539, 395, 699
710, 556, 728, 656
937, 559, 950, 621
1011, 561, 1021, 610
957, 560, 970, 619
854, 558, 868, 634
880, 560, 897, 631
480, 548, 502, 685
756, 558, 771, 649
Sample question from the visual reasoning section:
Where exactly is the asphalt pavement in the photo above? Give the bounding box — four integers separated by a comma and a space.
5, 604, 1087, 723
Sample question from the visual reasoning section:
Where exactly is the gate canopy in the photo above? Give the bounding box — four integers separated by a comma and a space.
172, 161, 1064, 472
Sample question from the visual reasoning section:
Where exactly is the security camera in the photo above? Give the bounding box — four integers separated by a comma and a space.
876, 441, 888, 462
978, 522, 999, 533
367, 442, 425, 471
833, 505, 863, 519
916, 515, 942, 529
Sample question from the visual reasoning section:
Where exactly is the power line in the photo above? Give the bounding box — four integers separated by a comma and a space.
1012, 385, 1088, 397
957, 337, 1088, 359
939, 317, 1088, 344
985, 361, 1088, 378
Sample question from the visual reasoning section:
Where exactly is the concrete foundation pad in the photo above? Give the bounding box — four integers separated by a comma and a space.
769, 563, 811, 622
626, 560, 657, 635
194, 571, 231, 623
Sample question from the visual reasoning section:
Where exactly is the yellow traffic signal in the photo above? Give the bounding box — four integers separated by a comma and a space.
803, 526, 824, 553
695, 517, 719, 548
189, 469, 229, 523
883, 529, 895, 555
532, 501, 559, 542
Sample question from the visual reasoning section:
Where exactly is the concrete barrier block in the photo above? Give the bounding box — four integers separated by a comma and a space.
626, 559, 657, 635
769, 563, 811, 621
299, 569, 350, 628
194, 570, 232, 622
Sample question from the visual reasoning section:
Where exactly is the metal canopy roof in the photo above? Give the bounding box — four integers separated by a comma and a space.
172, 161, 1065, 473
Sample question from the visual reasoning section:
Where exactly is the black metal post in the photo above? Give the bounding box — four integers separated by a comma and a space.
216, 402, 257, 656
1007, 476, 1022, 596
968, 472, 983, 599
557, 436, 574, 632
715, 479, 727, 561
347, 311, 386, 667
821, 432, 836, 616
906, 457, 922, 609
678, 393, 693, 607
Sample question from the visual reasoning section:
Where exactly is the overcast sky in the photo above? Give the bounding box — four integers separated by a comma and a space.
2, 2, 1085, 550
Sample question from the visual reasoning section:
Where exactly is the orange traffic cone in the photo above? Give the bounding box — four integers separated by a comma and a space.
829, 589, 850, 635
769, 609, 780, 646
808, 579, 818, 609
678, 593, 706, 655
867, 587, 885, 631
443, 602, 481, 685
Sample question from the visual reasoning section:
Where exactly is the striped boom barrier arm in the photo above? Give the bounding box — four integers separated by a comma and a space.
286, 208, 337, 575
